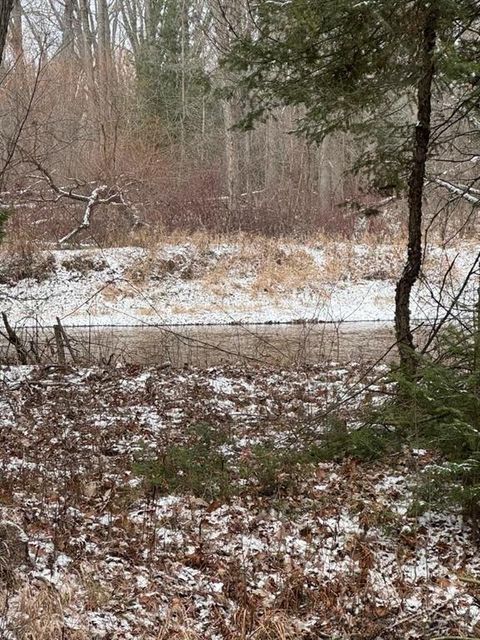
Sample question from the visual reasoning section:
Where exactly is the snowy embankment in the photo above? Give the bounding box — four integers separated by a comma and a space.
0, 241, 478, 327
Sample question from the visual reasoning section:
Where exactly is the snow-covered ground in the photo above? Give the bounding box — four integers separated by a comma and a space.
1, 241, 478, 327
0, 363, 479, 639
1, 241, 479, 638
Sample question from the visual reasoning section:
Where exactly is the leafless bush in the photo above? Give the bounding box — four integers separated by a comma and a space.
0, 243, 54, 285
61, 255, 108, 274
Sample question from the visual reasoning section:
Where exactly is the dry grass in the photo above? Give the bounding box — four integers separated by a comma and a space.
61, 254, 108, 275
196, 237, 322, 294
10, 583, 70, 640
126, 234, 407, 295
156, 604, 204, 640
0, 230, 474, 302
228, 609, 301, 640
80, 571, 113, 612
0, 238, 55, 285
252, 247, 320, 293
320, 240, 405, 282
126, 250, 199, 285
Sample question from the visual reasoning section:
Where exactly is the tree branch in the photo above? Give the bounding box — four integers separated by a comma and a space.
58, 184, 108, 244
433, 177, 480, 205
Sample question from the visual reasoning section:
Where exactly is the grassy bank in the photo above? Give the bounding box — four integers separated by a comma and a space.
0, 237, 477, 327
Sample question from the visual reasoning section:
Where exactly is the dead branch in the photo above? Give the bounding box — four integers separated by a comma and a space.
24, 157, 146, 245
58, 184, 109, 244
433, 177, 480, 205
1, 311, 28, 364
56, 317, 77, 363
53, 323, 66, 365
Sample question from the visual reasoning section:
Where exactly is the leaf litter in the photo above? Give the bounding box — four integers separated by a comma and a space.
0, 363, 479, 638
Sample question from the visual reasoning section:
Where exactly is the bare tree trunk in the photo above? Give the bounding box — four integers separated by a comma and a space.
179, 0, 187, 167
0, 0, 14, 65
97, 0, 115, 87
244, 128, 252, 203
10, 0, 26, 92
214, 0, 239, 212
10, 0, 23, 61
62, 0, 75, 54
264, 116, 275, 192
78, 0, 95, 91
395, 5, 438, 376
97, 0, 117, 173
224, 98, 239, 212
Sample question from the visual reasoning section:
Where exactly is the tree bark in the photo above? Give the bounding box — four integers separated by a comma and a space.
10, 0, 27, 92
97, 0, 117, 173
214, 0, 240, 212
224, 97, 239, 211
78, 0, 95, 91
10, 0, 23, 61
0, 0, 14, 65
62, 0, 75, 55
395, 5, 437, 376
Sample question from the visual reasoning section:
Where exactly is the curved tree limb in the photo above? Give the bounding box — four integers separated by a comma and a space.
24, 157, 146, 245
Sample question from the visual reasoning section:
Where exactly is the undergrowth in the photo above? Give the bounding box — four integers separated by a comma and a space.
395, 325, 480, 520
0, 243, 55, 284
365, 319, 480, 521
133, 416, 404, 504
315, 416, 400, 462
300, 303, 480, 524
134, 422, 326, 500
135, 307, 480, 525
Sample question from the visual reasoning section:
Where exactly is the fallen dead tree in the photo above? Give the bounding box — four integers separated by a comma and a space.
25, 158, 145, 245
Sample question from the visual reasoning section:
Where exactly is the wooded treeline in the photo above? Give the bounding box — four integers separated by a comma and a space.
219, 0, 480, 374
0, 0, 365, 240
219, 0, 480, 376
0, 0, 477, 242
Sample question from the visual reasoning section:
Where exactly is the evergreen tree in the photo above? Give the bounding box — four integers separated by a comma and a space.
223, 0, 480, 374
135, 0, 212, 144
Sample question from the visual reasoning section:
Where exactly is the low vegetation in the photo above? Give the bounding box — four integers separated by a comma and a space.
322, 315, 480, 526
1, 362, 480, 638
131, 314, 480, 524
0, 243, 55, 285
134, 421, 329, 501
0, 234, 470, 288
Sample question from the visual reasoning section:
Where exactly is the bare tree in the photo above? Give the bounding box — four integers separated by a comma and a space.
0, 0, 14, 64
61, 0, 75, 55
212, 0, 242, 211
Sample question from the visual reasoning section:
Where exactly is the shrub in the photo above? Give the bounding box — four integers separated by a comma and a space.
134, 423, 326, 500
0, 245, 55, 284
133, 423, 232, 500
314, 416, 399, 462
375, 320, 480, 519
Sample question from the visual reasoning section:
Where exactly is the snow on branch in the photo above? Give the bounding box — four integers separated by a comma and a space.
433, 177, 480, 206
26, 158, 145, 245
58, 185, 109, 245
